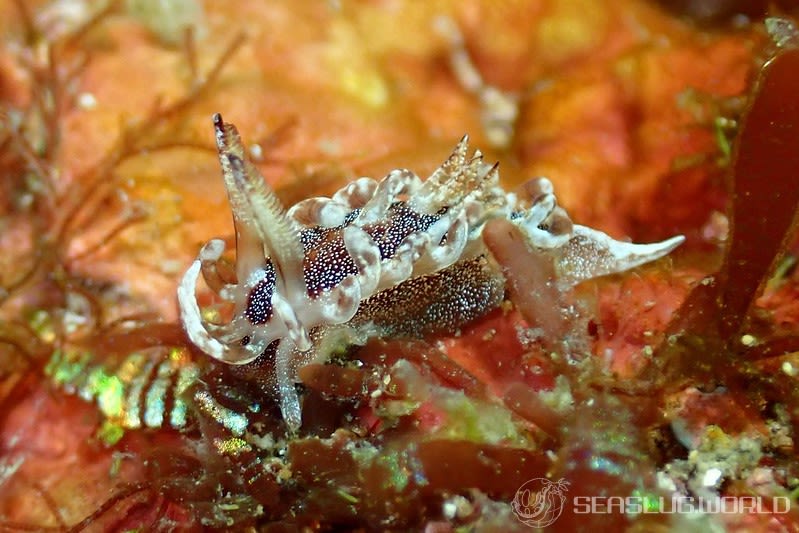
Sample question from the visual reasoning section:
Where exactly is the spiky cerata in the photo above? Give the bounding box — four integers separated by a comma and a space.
178, 114, 684, 430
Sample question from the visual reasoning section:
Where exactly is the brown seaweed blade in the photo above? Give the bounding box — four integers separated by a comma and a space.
653, 39, 799, 386
719, 46, 799, 342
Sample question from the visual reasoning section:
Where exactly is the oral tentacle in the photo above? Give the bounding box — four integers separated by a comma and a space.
178, 259, 237, 362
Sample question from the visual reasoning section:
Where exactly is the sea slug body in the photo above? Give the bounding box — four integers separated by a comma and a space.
178, 114, 684, 430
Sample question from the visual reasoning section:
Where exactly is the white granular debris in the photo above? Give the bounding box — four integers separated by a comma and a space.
77, 92, 97, 110
442, 495, 473, 520
702, 467, 722, 487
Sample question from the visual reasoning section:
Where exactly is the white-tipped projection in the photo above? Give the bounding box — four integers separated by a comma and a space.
557, 226, 685, 287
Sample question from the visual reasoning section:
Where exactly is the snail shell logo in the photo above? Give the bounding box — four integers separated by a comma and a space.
511, 478, 570, 528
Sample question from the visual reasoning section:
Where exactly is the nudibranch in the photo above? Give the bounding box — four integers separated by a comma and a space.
178, 114, 684, 430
